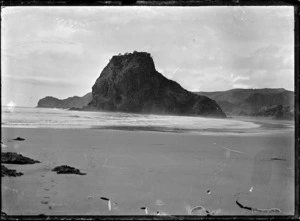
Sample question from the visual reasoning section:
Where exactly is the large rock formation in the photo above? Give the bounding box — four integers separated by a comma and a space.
87, 51, 226, 118
196, 88, 294, 119
37, 92, 92, 109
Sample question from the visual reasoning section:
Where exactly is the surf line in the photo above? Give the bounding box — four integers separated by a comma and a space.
213, 143, 246, 154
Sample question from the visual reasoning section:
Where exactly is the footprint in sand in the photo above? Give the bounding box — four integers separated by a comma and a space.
41, 200, 49, 205
87, 156, 96, 168
156, 199, 165, 206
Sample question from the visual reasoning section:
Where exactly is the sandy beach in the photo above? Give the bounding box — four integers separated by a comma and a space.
1, 122, 294, 216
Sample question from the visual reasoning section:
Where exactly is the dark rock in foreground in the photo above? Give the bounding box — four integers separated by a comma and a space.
52, 165, 86, 175
13, 137, 25, 141
37, 92, 92, 109
87, 51, 226, 118
1, 165, 23, 177
2, 152, 40, 164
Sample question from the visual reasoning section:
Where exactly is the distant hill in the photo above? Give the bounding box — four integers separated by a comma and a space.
37, 92, 92, 109
86, 51, 226, 118
252, 104, 294, 120
195, 88, 294, 120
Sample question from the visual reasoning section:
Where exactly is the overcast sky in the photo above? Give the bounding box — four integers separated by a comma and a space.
1, 6, 294, 107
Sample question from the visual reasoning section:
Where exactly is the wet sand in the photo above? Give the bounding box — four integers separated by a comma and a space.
1, 124, 294, 215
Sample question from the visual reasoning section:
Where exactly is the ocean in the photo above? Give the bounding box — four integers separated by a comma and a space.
1, 106, 262, 133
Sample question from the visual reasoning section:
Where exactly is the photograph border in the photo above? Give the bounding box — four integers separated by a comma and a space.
1, 0, 299, 220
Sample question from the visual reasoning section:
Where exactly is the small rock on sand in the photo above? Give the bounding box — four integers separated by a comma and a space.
12, 137, 25, 141
52, 165, 86, 175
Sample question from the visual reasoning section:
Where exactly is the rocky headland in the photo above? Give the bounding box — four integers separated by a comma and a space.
37, 92, 92, 109
86, 51, 226, 118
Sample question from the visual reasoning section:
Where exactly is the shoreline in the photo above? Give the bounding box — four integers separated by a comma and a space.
33, 105, 296, 122
1, 118, 294, 136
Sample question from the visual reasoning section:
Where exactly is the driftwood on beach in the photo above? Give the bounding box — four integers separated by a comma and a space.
236, 200, 281, 213
2, 152, 40, 164
269, 157, 286, 161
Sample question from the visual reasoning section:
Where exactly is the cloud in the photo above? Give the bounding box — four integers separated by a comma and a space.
10, 39, 85, 58
232, 75, 250, 83
2, 75, 76, 87
225, 44, 293, 90
233, 83, 251, 89
230, 68, 293, 90
231, 45, 293, 71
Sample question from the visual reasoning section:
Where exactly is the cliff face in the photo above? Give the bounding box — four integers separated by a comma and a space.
37, 92, 92, 109
88, 51, 226, 118
196, 88, 294, 119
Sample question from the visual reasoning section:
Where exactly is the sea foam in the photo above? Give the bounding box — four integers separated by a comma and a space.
1, 106, 260, 132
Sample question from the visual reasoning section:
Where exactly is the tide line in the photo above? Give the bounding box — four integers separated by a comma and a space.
213, 143, 246, 154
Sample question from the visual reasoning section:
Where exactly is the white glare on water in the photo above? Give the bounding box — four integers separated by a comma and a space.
7, 101, 16, 112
